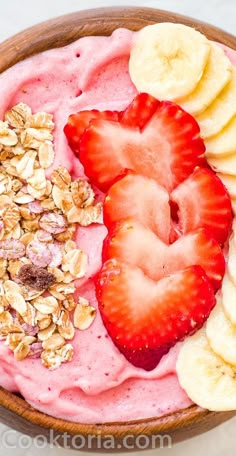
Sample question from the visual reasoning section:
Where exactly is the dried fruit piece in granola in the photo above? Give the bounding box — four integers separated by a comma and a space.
18, 264, 56, 291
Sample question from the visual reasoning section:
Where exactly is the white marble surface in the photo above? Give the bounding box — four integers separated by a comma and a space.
0, 0, 235, 454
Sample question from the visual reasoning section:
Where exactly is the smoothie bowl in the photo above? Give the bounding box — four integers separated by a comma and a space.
0, 6, 235, 450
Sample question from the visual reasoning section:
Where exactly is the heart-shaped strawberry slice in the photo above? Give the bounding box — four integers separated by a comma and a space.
64, 109, 119, 155
103, 219, 225, 291
104, 168, 232, 245
171, 167, 232, 245
97, 260, 216, 370
79, 94, 206, 192
104, 172, 171, 243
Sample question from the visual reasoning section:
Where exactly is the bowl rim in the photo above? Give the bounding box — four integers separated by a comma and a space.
0, 6, 235, 73
0, 5, 235, 442
0, 386, 210, 437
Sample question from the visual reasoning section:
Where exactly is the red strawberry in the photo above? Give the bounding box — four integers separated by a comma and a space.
104, 168, 232, 246
97, 260, 216, 370
104, 173, 171, 243
120, 92, 159, 129
171, 167, 232, 245
64, 110, 119, 155
120, 347, 170, 371
103, 219, 225, 291
79, 94, 206, 192
64, 94, 231, 372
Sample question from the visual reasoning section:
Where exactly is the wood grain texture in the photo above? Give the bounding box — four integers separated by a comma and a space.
0, 6, 235, 450
0, 6, 235, 73
0, 387, 235, 450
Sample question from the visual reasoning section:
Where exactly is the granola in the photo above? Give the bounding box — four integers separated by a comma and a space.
74, 297, 97, 330
18, 264, 56, 291
0, 103, 101, 369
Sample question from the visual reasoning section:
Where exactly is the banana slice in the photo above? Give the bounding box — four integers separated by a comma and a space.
129, 23, 210, 101
206, 299, 236, 365
217, 173, 236, 199
205, 116, 236, 157
207, 152, 236, 175
231, 200, 236, 215
197, 68, 236, 138
222, 272, 236, 324
180, 43, 232, 116
227, 235, 236, 287
177, 328, 236, 411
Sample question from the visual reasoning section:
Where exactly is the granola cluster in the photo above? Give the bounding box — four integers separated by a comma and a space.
0, 103, 99, 369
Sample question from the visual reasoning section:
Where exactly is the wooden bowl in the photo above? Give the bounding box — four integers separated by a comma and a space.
0, 7, 235, 451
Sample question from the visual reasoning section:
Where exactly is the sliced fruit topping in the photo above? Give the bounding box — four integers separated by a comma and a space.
171, 167, 232, 245
217, 174, 236, 201
196, 67, 236, 138
97, 260, 215, 370
129, 23, 235, 142
103, 220, 225, 291
206, 297, 236, 366
64, 84, 233, 373
177, 229, 236, 411
222, 272, 236, 325
120, 92, 159, 129
177, 328, 236, 412
64, 109, 119, 155
129, 23, 211, 101
231, 200, 236, 215
179, 43, 232, 116
103, 219, 165, 277
79, 94, 206, 192
207, 153, 236, 176
104, 168, 232, 246
120, 346, 170, 371
227, 234, 236, 287
104, 173, 171, 243
205, 115, 236, 158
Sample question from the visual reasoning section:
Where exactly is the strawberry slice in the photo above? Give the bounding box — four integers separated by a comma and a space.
120, 347, 170, 371
103, 220, 225, 291
120, 92, 159, 129
64, 110, 119, 155
97, 260, 216, 370
79, 94, 206, 192
104, 173, 171, 243
104, 169, 232, 246
171, 167, 232, 245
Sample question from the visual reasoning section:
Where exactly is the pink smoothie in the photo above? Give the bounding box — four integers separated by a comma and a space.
0, 28, 235, 424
